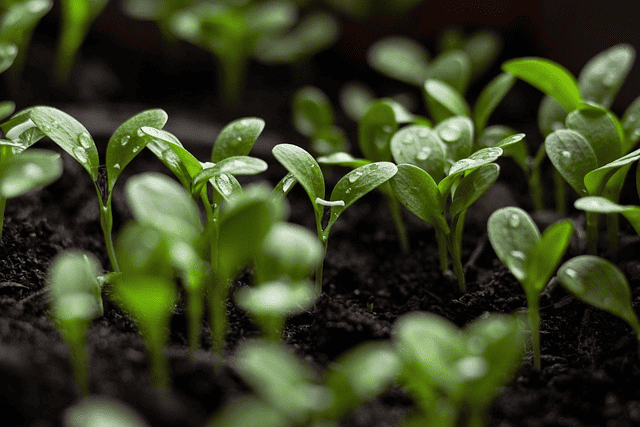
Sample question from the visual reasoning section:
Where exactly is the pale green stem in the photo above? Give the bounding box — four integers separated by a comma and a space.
585, 211, 599, 255
528, 165, 544, 212
98, 193, 119, 272
449, 211, 467, 292
186, 287, 204, 362
315, 234, 329, 296
65, 320, 90, 395
527, 295, 541, 370
217, 48, 248, 109
435, 228, 449, 275
553, 169, 567, 216
208, 277, 227, 371
381, 184, 409, 253
607, 213, 619, 259
145, 323, 171, 390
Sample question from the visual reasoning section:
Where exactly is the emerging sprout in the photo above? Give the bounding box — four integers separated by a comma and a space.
488, 206, 574, 369
47, 250, 103, 395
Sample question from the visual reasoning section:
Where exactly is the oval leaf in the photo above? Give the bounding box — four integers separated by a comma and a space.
473, 72, 516, 135
430, 50, 471, 94
424, 79, 471, 123
211, 117, 265, 163
434, 116, 474, 163
366, 36, 430, 86
292, 86, 334, 137
0, 149, 62, 198
578, 44, 635, 109
537, 95, 568, 137
317, 152, 371, 168
235, 280, 315, 318
622, 96, 640, 151
524, 220, 574, 294
358, 101, 397, 162
390, 125, 446, 180
272, 143, 325, 207
575, 196, 640, 237
545, 129, 597, 195
450, 163, 499, 218
192, 156, 268, 195
29, 106, 99, 181
584, 147, 640, 196
438, 147, 503, 196
565, 105, 622, 167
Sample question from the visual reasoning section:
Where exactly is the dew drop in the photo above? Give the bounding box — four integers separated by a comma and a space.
41, 124, 51, 132
368, 163, 379, 171
113, 163, 121, 170
382, 125, 393, 133
565, 268, 578, 279
551, 122, 564, 131
402, 134, 416, 145
132, 145, 140, 153
78, 132, 92, 149
455, 356, 488, 381
121, 135, 131, 146
439, 125, 461, 142
137, 128, 146, 137
73, 146, 88, 163
561, 150, 571, 159
51, 120, 60, 129
510, 250, 526, 261
23, 163, 42, 179
345, 188, 351, 194
416, 147, 432, 161
348, 170, 363, 183
215, 174, 233, 196
508, 213, 520, 228
282, 174, 296, 192
235, 135, 243, 144
417, 128, 430, 138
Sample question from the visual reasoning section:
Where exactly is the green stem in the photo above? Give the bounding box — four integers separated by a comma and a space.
0, 196, 6, 241
208, 275, 227, 371
315, 234, 329, 296
186, 287, 204, 362
435, 228, 449, 275
607, 213, 619, 259
382, 185, 409, 253
449, 212, 467, 292
527, 295, 541, 370
585, 210, 599, 255
146, 324, 171, 390
528, 165, 544, 212
65, 320, 90, 395
99, 194, 119, 272
553, 169, 567, 216
217, 48, 248, 110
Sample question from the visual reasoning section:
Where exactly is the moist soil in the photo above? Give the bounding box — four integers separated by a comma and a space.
3, 13, 640, 427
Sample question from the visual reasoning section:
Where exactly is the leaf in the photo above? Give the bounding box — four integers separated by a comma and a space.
206, 395, 286, 427
545, 129, 597, 195
140, 127, 202, 190
272, 144, 325, 218
434, 116, 474, 163
478, 126, 528, 171
438, 146, 503, 196
211, 117, 265, 163
291, 86, 334, 137
125, 172, 202, 244
465, 29, 502, 80
327, 162, 397, 230
473, 72, 516, 135
0, 42, 17, 74
317, 152, 370, 168
235, 280, 315, 318
423, 79, 471, 123
0, 101, 16, 121
558, 255, 640, 335
502, 57, 582, 112
574, 196, 640, 237
565, 105, 622, 167
106, 109, 168, 192
358, 101, 397, 162
537, 95, 568, 137
487, 207, 540, 282
524, 220, 574, 294
0, 0, 52, 41
339, 81, 376, 122
449, 163, 500, 218
115, 223, 174, 278
430, 50, 470, 94
366, 36, 430, 86
621, 96, 640, 151
191, 156, 268, 195
584, 147, 640, 196
64, 396, 150, 427
390, 125, 446, 181
578, 44, 635, 109
29, 106, 99, 181
0, 149, 62, 198
389, 164, 449, 233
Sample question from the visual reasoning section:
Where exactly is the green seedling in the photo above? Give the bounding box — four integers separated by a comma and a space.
557, 255, 640, 354
1, 106, 169, 270
64, 395, 149, 427
236, 222, 323, 340
272, 142, 397, 294
292, 85, 348, 156
122, 0, 197, 43
388, 128, 519, 291
169, 1, 338, 107
393, 311, 524, 427
208, 338, 400, 426
487, 206, 574, 369
55, 0, 109, 82
123, 172, 205, 362
0, 0, 52, 86
47, 250, 103, 395
0, 146, 62, 239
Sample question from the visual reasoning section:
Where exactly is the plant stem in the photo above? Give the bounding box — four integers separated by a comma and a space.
0, 196, 6, 241
607, 213, 619, 259
146, 324, 171, 390
435, 229, 449, 275
382, 185, 409, 253
186, 287, 204, 362
208, 277, 227, 370
553, 169, 567, 216
528, 166, 544, 212
65, 320, 90, 395
527, 295, 541, 370
99, 196, 119, 272
585, 211, 599, 255
450, 212, 467, 292
315, 235, 329, 296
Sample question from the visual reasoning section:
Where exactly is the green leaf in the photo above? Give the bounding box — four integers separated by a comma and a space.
465, 29, 502, 80
272, 144, 325, 218
0, 42, 17, 74
565, 105, 622, 166
205, 395, 287, 427
449, 163, 499, 218
140, 126, 202, 190
291, 86, 334, 138
0, 0, 52, 41
558, 255, 640, 335
327, 162, 397, 230
478, 126, 529, 171
537, 95, 568, 137
64, 396, 150, 427
430, 50, 470, 94
358, 101, 397, 162
524, 220, 574, 294
434, 116, 474, 163
0, 149, 62, 198
389, 163, 449, 233
423, 79, 471, 123
438, 147, 503, 196
545, 129, 597, 195
29, 106, 99, 181
621, 96, 640, 151
487, 207, 540, 282
578, 44, 635, 109
390, 125, 446, 180
317, 152, 371, 168
366, 36, 430, 86
473, 72, 516, 135
211, 117, 265, 163
0, 101, 16, 121
339, 81, 376, 122
574, 196, 640, 237
106, 109, 168, 192
235, 279, 316, 318
502, 57, 582, 112
584, 147, 640, 196
191, 156, 268, 196
125, 172, 202, 244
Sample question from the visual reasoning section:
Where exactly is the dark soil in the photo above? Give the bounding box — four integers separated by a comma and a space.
3, 4, 640, 426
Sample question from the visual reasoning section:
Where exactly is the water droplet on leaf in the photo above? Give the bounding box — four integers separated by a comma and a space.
73, 146, 88, 163
23, 163, 42, 179
562, 150, 571, 159
282, 175, 295, 192
348, 170, 363, 183
508, 213, 520, 228
382, 125, 392, 133
416, 147, 431, 160
510, 250, 526, 261
41, 124, 50, 132
78, 132, 92, 149
113, 163, 121, 169
137, 128, 145, 137
215, 174, 233, 195
121, 135, 131, 146
439, 124, 461, 142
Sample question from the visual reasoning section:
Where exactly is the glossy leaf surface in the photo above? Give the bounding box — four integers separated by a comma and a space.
211, 117, 265, 163
292, 86, 334, 137
366, 36, 430, 86
584, 147, 640, 196
0, 149, 62, 198
424, 79, 471, 123
473, 72, 516, 134
390, 125, 446, 180
524, 220, 574, 294
434, 116, 474, 163
449, 163, 499, 218
578, 44, 635, 109
565, 106, 622, 166
358, 101, 397, 162
545, 129, 597, 195
575, 196, 640, 237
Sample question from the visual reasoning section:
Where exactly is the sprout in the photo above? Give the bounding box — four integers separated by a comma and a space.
488, 206, 574, 369
47, 251, 103, 395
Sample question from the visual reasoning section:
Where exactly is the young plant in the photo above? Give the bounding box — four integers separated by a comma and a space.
1, 106, 169, 271
557, 255, 640, 354
47, 250, 103, 395
235, 222, 322, 340
169, 1, 339, 108
271, 142, 397, 294
64, 395, 149, 427
574, 196, 640, 243
487, 206, 574, 369
208, 338, 400, 426
392, 311, 524, 427
388, 129, 520, 291
55, 0, 109, 82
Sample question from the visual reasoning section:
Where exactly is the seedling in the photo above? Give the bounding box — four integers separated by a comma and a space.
64, 395, 149, 427
392, 311, 524, 427
208, 338, 400, 426
169, 1, 338, 107
574, 196, 640, 241
55, 0, 109, 81
1, 106, 169, 271
557, 255, 640, 354
47, 250, 103, 395
272, 142, 397, 294
487, 206, 574, 369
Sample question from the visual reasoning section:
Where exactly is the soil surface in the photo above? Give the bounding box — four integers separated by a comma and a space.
3, 9, 640, 427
